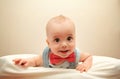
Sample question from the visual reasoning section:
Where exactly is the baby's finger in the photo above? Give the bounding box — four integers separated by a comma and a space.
13, 58, 22, 64
20, 60, 29, 68
23, 62, 29, 67
76, 64, 87, 73
84, 65, 89, 71
76, 64, 83, 69
80, 67, 86, 73
76, 65, 83, 71
18, 59, 26, 66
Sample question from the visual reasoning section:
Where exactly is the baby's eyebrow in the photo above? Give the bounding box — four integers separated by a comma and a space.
52, 35, 60, 39
67, 34, 74, 36
52, 33, 74, 38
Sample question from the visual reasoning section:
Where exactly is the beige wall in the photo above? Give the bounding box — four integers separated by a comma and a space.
0, 0, 120, 58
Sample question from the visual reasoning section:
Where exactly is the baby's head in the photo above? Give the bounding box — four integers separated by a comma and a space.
46, 15, 76, 58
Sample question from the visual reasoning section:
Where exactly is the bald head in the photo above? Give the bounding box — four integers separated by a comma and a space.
46, 15, 75, 37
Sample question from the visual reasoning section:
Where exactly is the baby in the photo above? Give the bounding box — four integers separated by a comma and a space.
13, 15, 92, 72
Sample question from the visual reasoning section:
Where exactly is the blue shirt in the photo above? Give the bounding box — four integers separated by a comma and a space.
42, 47, 80, 69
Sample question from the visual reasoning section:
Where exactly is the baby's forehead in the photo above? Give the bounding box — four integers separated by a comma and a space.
48, 21, 73, 29
47, 21, 75, 33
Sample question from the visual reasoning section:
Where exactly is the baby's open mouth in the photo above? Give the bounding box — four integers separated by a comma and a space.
59, 50, 69, 54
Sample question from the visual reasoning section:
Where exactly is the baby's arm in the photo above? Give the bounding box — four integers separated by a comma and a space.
76, 53, 92, 72
13, 54, 43, 67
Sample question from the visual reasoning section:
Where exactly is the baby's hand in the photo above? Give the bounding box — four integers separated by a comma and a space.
13, 58, 30, 67
76, 63, 89, 73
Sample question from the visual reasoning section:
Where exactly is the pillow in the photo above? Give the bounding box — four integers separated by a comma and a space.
0, 54, 120, 79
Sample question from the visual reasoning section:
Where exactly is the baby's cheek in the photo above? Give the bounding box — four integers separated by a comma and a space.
70, 42, 75, 47
69, 45, 74, 50
51, 47, 58, 53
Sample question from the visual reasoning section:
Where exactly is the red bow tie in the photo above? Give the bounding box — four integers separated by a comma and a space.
49, 52, 75, 64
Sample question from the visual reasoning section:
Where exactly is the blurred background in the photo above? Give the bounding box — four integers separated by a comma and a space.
0, 0, 120, 58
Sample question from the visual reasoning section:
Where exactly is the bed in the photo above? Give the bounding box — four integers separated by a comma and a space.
0, 54, 120, 79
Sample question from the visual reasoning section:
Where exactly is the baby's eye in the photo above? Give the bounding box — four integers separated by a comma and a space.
67, 36, 73, 41
54, 38, 60, 42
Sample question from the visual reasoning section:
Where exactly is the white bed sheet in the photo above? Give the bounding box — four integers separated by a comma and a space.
0, 54, 120, 79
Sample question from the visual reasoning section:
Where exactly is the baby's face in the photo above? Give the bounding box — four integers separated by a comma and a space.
46, 20, 75, 58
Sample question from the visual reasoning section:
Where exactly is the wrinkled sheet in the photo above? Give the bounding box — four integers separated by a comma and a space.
0, 54, 120, 79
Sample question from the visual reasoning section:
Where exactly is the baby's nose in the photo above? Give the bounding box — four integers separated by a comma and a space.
61, 42, 67, 48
